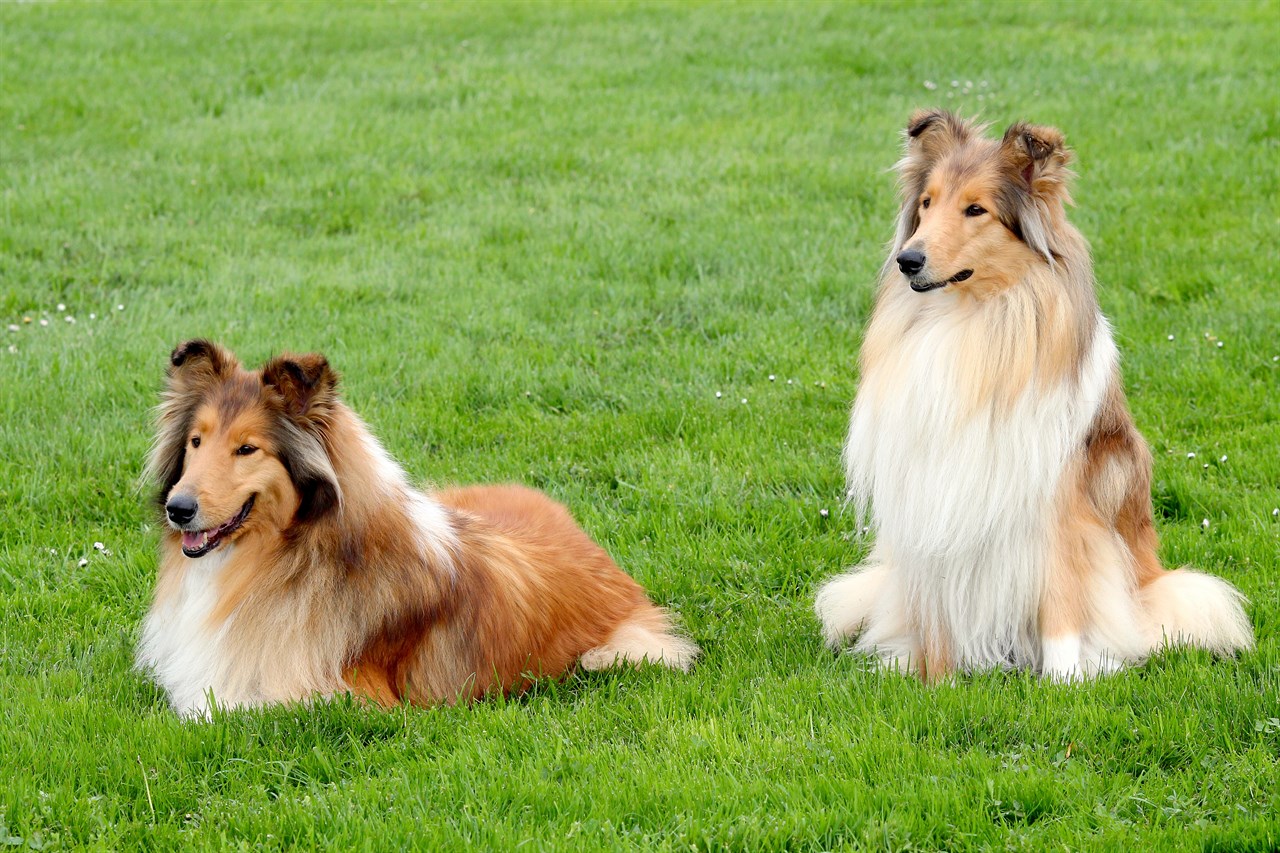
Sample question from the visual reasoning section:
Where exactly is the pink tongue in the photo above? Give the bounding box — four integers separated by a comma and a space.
182, 531, 207, 550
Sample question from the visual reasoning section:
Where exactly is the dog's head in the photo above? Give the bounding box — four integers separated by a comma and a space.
146, 340, 342, 558
889, 109, 1075, 296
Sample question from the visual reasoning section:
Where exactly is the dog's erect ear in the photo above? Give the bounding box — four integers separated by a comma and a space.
904, 109, 974, 161
145, 340, 239, 506
261, 353, 342, 523
261, 352, 339, 423
991, 122, 1075, 261
166, 339, 238, 389
890, 110, 981, 254
999, 122, 1073, 200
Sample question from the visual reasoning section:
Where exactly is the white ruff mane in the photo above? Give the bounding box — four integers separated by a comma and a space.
844, 296, 1115, 671
137, 546, 237, 718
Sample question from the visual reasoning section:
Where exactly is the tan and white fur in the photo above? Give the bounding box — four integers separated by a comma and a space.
815, 111, 1252, 681
137, 340, 697, 718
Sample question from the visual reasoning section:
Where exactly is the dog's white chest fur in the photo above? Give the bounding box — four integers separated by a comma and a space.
845, 304, 1115, 669
136, 548, 235, 719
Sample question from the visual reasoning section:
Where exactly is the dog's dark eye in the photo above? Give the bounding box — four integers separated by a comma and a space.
921, 197, 931, 209
236, 445, 258, 456
965, 204, 987, 217
190, 436, 201, 448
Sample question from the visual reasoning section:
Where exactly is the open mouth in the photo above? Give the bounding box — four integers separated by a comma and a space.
909, 268, 973, 293
180, 496, 255, 558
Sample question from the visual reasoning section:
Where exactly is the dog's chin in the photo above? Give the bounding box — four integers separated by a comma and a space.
179, 496, 255, 558
909, 269, 974, 293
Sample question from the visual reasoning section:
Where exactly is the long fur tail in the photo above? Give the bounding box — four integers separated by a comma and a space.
1141, 569, 1253, 656
579, 606, 699, 673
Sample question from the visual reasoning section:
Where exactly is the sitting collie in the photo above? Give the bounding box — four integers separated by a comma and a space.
815, 110, 1252, 680
137, 340, 696, 717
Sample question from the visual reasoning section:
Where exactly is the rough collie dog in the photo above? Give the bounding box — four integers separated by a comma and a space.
814, 111, 1252, 680
137, 340, 697, 717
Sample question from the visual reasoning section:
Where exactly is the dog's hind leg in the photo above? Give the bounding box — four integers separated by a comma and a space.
1040, 483, 1097, 681
1092, 415, 1253, 660
1043, 469, 1150, 680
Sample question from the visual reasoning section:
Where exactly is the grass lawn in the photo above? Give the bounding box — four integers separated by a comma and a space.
2, 1, 1278, 848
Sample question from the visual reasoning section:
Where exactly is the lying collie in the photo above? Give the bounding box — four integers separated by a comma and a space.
138, 340, 696, 717
815, 110, 1252, 680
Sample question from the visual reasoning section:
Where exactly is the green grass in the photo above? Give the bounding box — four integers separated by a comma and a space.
1, 1, 1278, 849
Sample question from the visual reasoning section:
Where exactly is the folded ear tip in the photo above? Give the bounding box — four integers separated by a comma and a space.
907, 108, 957, 139
169, 338, 230, 371
291, 353, 334, 386
262, 352, 339, 417
170, 339, 203, 367
1005, 122, 1067, 161
906, 109, 938, 136
1001, 121, 1028, 143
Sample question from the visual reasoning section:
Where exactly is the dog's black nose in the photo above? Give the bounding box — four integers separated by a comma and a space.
166, 495, 198, 526
897, 249, 926, 276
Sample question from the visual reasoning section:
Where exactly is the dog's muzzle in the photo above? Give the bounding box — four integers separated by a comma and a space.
909, 269, 973, 293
